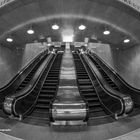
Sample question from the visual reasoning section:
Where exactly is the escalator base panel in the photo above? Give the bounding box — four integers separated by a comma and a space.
51, 120, 87, 126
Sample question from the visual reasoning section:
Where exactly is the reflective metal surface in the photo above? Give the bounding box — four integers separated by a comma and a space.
52, 43, 87, 125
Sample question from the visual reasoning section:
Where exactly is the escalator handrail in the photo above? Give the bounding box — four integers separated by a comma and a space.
90, 52, 140, 92
0, 50, 47, 92
80, 53, 124, 116
81, 53, 133, 117
3, 53, 54, 116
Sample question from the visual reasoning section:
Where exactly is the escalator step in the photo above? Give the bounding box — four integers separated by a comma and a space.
30, 110, 49, 118
77, 73, 88, 75
89, 107, 103, 112
40, 89, 56, 93
22, 81, 28, 84
79, 85, 94, 89
89, 111, 106, 118
41, 86, 56, 89
48, 72, 59, 74
78, 79, 91, 82
45, 80, 58, 83
112, 87, 119, 90
46, 77, 59, 79
20, 83, 27, 86
83, 93, 97, 97
39, 94, 55, 98
37, 98, 52, 103
36, 104, 50, 109
80, 88, 95, 92
47, 75, 59, 77
86, 97, 99, 101
88, 102, 101, 107
79, 82, 92, 85
43, 83, 57, 86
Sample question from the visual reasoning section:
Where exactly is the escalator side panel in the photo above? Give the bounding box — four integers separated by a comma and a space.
90, 52, 140, 106
80, 53, 133, 118
4, 53, 54, 117
0, 51, 47, 107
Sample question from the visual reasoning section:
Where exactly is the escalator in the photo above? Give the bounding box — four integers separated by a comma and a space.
15, 52, 48, 92
75, 51, 133, 121
73, 53, 108, 119
26, 53, 63, 122
87, 54, 120, 92
0, 50, 47, 107
88, 52, 140, 114
4, 52, 63, 124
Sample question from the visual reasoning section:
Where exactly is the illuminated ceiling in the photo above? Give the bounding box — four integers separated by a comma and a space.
0, 0, 139, 49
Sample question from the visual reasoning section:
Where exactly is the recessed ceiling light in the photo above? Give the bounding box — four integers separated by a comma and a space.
84, 43, 88, 47
79, 25, 86, 30
27, 29, 34, 34
103, 30, 110, 35
123, 39, 130, 43
6, 37, 13, 42
47, 43, 51, 46
52, 24, 59, 30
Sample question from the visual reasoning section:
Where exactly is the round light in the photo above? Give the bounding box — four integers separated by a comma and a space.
6, 37, 13, 42
47, 43, 51, 46
84, 44, 88, 47
103, 30, 110, 35
27, 29, 34, 34
124, 39, 130, 43
79, 25, 86, 30
52, 24, 59, 30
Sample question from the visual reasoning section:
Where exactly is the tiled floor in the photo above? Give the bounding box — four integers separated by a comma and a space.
0, 113, 140, 140
110, 128, 140, 140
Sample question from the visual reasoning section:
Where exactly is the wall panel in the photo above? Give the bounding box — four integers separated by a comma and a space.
89, 43, 140, 89
0, 43, 46, 88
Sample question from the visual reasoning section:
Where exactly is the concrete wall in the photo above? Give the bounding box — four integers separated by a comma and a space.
88, 43, 140, 89
0, 43, 46, 88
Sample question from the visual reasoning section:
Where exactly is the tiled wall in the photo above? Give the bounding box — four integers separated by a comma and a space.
0, 43, 46, 88
88, 43, 140, 89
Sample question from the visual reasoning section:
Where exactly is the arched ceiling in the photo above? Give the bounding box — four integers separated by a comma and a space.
0, 0, 140, 49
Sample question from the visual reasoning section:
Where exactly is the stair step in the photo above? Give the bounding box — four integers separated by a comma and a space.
83, 95, 98, 99
89, 111, 106, 118
40, 89, 56, 93
79, 85, 94, 89
79, 82, 92, 85
36, 104, 50, 109
45, 79, 58, 83
88, 102, 101, 107
43, 83, 57, 86
46, 77, 59, 80
80, 88, 95, 92
78, 79, 91, 82
39, 94, 55, 98
30, 111, 49, 118
89, 107, 103, 112
37, 98, 51, 103
41, 86, 56, 89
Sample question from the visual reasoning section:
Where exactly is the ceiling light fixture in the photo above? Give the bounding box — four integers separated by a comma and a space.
123, 38, 130, 43
6, 37, 13, 42
103, 30, 110, 35
79, 24, 86, 30
27, 28, 34, 34
52, 24, 59, 30
47, 43, 51, 46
